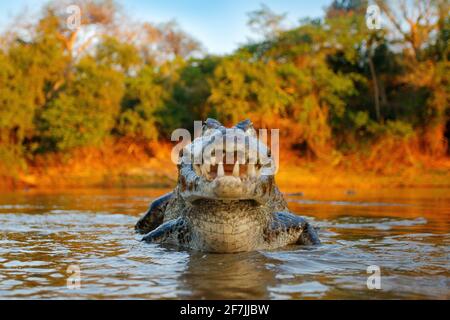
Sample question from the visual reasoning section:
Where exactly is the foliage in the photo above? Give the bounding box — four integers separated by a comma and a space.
0, 0, 448, 171
39, 55, 124, 151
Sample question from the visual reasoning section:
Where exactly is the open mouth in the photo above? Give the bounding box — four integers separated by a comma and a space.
192, 151, 264, 181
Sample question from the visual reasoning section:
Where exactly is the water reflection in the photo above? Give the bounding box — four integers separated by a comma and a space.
179, 252, 278, 299
0, 188, 448, 299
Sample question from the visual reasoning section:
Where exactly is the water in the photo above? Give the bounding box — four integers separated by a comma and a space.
0, 188, 448, 299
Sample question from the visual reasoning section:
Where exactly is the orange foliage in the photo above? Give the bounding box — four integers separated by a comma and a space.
17, 138, 177, 189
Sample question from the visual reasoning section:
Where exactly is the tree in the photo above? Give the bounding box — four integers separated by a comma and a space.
133, 21, 202, 64
118, 65, 166, 140
376, 0, 449, 156
161, 56, 220, 134
247, 4, 287, 39
39, 54, 124, 151
44, 0, 119, 58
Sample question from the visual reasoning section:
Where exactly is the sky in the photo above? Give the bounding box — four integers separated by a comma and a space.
0, 0, 331, 54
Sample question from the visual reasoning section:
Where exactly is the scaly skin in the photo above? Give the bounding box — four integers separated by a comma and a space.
135, 119, 320, 253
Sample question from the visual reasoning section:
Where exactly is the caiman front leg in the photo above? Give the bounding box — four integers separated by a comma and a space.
135, 192, 173, 234
265, 211, 320, 246
142, 217, 190, 245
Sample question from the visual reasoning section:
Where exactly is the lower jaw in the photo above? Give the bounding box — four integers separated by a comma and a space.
190, 198, 260, 206
188, 220, 266, 253
184, 202, 270, 252
192, 231, 261, 253
185, 192, 268, 205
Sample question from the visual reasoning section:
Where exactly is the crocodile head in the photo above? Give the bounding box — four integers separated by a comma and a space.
178, 118, 276, 204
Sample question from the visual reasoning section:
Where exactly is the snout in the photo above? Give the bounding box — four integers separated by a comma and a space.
212, 176, 244, 198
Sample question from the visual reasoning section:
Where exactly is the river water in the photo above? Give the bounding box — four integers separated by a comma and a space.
0, 188, 448, 299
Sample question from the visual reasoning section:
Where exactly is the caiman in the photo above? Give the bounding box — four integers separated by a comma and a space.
135, 118, 320, 253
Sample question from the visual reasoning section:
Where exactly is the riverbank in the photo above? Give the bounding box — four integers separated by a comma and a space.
3, 166, 450, 191
1, 140, 449, 191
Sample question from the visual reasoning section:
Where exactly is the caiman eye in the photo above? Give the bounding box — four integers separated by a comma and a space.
202, 119, 225, 137
204, 118, 222, 130
234, 119, 253, 132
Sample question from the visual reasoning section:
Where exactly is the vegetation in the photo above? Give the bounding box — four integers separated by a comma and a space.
0, 0, 449, 189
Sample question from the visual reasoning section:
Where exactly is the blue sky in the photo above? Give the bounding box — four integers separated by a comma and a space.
0, 0, 331, 54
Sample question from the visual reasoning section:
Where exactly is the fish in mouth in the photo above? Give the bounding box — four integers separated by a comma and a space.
135, 118, 320, 253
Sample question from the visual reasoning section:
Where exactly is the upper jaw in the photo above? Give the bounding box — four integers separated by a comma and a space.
192, 160, 263, 182
178, 127, 275, 204
178, 163, 274, 204
184, 134, 274, 182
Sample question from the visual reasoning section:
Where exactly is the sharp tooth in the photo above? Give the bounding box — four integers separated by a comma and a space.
201, 164, 209, 177
210, 156, 216, 166
217, 163, 224, 177
233, 161, 240, 177
248, 164, 256, 178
